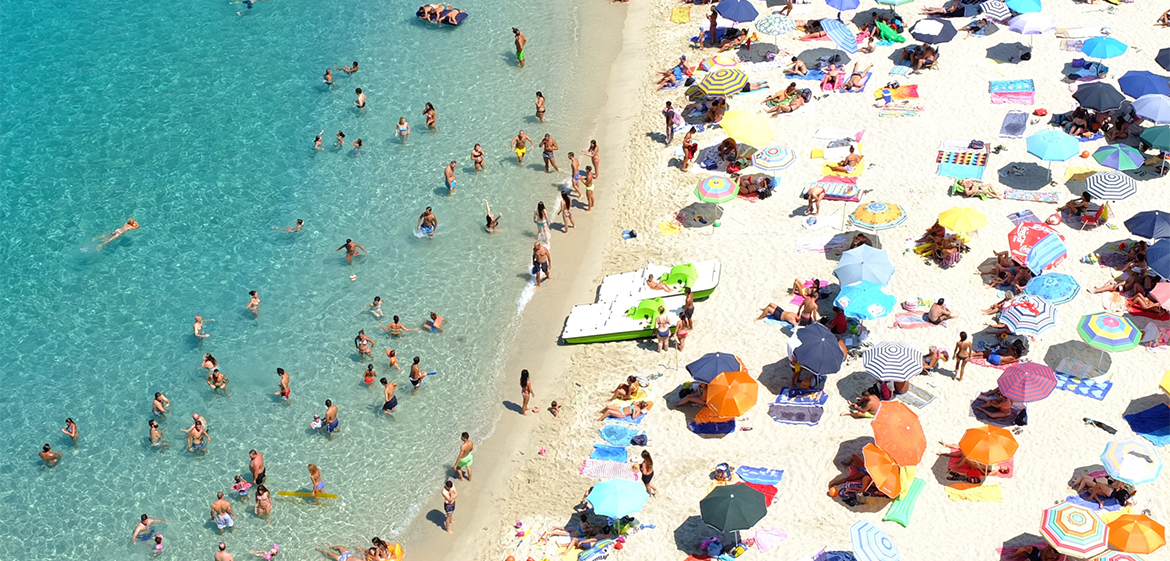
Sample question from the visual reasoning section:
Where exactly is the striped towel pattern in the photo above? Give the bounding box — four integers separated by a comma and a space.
579, 459, 638, 480
889, 61, 911, 76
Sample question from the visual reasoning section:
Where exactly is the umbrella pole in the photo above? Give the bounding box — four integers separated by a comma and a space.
1098, 349, 1105, 370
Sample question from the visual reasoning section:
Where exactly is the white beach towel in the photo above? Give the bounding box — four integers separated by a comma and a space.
813, 128, 865, 143
795, 233, 850, 253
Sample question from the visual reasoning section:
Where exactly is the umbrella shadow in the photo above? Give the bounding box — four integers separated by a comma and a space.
986, 42, 1029, 64
1041, 340, 1113, 373
995, 161, 1052, 190
678, 202, 723, 229
1000, 533, 1047, 555
834, 371, 875, 404
1123, 395, 1167, 417
822, 232, 884, 263
797, 47, 852, 67
1069, 462, 1108, 485
672, 514, 712, 554
759, 358, 796, 394
928, 452, 955, 486
736, 42, 780, 62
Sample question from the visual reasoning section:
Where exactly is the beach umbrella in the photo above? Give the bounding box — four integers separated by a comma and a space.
793, 323, 845, 375
1151, 282, 1170, 305
699, 68, 749, 97
1134, 94, 1170, 125
1158, 48, 1170, 71
877, 0, 915, 5
715, 0, 759, 22
1008, 13, 1054, 47
719, 110, 773, 146
700, 484, 767, 533
1041, 501, 1110, 558
586, 479, 649, 518
1008, 222, 1067, 273
909, 18, 957, 44
1093, 144, 1146, 171
1027, 130, 1080, 162
707, 370, 759, 417
1141, 125, 1170, 151
821, 18, 859, 54
872, 401, 926, 465
699, 54, 740, 71
835, 281, 897, 320
754, 13, 796, 38
751, 145, 796, 172
834, 245, 895, 286
1086, 170, 1137, 201
694, 176, 737, 204
851, 519, 901, 561
1102, 439, 1163, 486
959, 425, 1019, 466
1078, 312, 1141, 353
850, 202, 907, 231
980, 0, 1012, 23
1024, 273, 1080, 305
938, 206, 987, 232
827, 0, 862, 11
999, 294, 1058, 337
863, 341, 924, 383
1082, 36, 1128, 60
1092, 553, 1145, 561
1108, 515, 1166, 554
1119, 71, 1170, 99
686, 352, 745, 383
1005, 0, 1040, 13
862, 443, 902, 497
998, 362, 1057, 402
1074, 82, 1126, 112
1150, 239, 1170, 279
1161, 370, 1170, 396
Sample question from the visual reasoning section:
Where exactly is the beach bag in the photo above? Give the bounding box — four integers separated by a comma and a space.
700, 157, 719, 170
630, 434, 648, 446
1014, 408, 1028, 426
968, 140, 985, 151
726, 161, 742, 174
714, 463, 733, 481
877, 383, 893, 401
800, 88, 813, 103
1033, 108, 1048, 116
1072, 58, 1085, 68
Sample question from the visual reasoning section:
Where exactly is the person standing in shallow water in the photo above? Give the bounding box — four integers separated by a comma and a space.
535, 91, 546, 122
444, 160, 457, 194
442, 480, 458, 533
455, 432, 474, 480
513, 28, 527, 68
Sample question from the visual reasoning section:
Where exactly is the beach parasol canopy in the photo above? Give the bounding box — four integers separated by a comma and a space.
1093, 144, 1146, 171
1092, 553, 1146, 561
1151, 282, 1170, 305
751, 145, 796, 172
1008, 13, 1055, 36
835, 281, 897, 320
834, 244, 895, 286
754, 13, 796, 37
1107, 515, 1166, 554
1024, 273, 1080, 305
1082, 36, 1128, 60
999, 294, 1058, 337
1005, 0, 1040, 13
909, 18, 957, 44
1102, 438, 1163, 486
715, 0, 759, 22
1077, 312, 1141, 353
699, 484, 768, 532
1133, 94, 1170, 125
938, 206, 987, 232
1141, 125, 1170, 151
686, 352, 745, 383
793, 323, 846, 375
1149, 239, 1170, 279
1158, 48, 1170, 71
699, 68, 749, 97
706, 370, 759, 417
862, 443, 902, 497
1162, 370, 1170, 396
1086, 170, 1137, 201
960, 425, 1019, 466
699, 54, 740, 72
695, 176, 738, 204
1074, 82, 1126, 112
827, 0, 862, 11
1041, 501, 1110, 558
872, 401, 926, 465
980, 0, 1012, 22
1008, 222, 1067, 273
850, 519, 901, 561
877, 0, 916, 5
719, 110, 774, 145
586, 479, 649, 518
850, 202, 908, 231
821, 18, 860, 54
1119, 71, 1170, 99
1027, 130, 1081, 162
862, 341, 924, 383
998, 362, 1057, 402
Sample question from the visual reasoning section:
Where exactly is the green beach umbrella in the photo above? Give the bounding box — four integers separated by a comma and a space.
700, 484, 767, 533
628, 297, 665, 322
1093, 144, 1145, 171
1141, 125, 1170, 151
663, 263, 698, 287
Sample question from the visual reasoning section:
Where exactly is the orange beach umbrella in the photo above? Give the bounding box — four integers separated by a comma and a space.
862, 443, 902, 498
706, 370, 759, 418
959, 425, 1019, 466
871, 401, 926, 466
1108, 514, 1166, 554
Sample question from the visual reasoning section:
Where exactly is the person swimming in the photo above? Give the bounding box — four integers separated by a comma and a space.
94, 218, 140, 251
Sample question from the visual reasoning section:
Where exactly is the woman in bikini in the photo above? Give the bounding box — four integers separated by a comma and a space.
820, 63, 844, 92
202, 354, 218, 371
254, 484, 273, 520
646, 275, 675, 292
422, 102, 436, 130
585, 140, 601, 178
471, 144, 484, 171
953, 332, 972, 381
520, 368, 536, 416
395, 117, 410, 141
674, 320, 689, 351
596, 401, 649, 421
841, 63, 872, 92
559, 191, 574, 233
533, 201, 551, 243
609, 376, 638, 401
957, 178, 1002, 199
95, 218, 140, 251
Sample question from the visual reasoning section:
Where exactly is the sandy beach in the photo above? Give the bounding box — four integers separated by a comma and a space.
408, 1, 1170, 560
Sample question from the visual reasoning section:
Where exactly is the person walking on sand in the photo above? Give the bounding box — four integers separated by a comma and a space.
511, 130, 534, 165
513, 28, 527, 68
455, 432, 474, 481
534, 201, 551, 242
275, 368, 291, 401
520, 369, 536, 416
635, 450, 657, 496
247, 291, 260, 317
581, 166, 596, 211
334, 239, 367, 264
194, 315, 214, 338
442, 480, 458, 533
539, 134, 559, 173
210, 492, 235, 535
953, 331, 972, 382
663, 101, 679, 145
681, 128, 698, 171
535, 91, 546, 122
532, 241, 551, 287
444, 160, 457, 194
380, 378, 399, 415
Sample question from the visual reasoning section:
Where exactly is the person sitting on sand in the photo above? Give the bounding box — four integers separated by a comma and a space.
956, 178, 1002, 199
610, 376, 640, 401
922, 346, 947, 375
980, 250, 1015, 284
961, 18, 988, 38
1159, 9, 1170, 26
785, 57, 808, 76
928, 298, 956, 324
820, 63, 844, 92
792, 278, 822, 300
848, 233, 873, 249
763, 83, 804, 116
845, 389, 881, 418
1057, 192, 1092, 217
736, 175, 770, 196
646, 275, 675, 293
1130, 293, 1166, 314
917, 220, 946, 245
1091, 272, 1151, 297
717, 137, 738, 161
657, 56, 692, 89
827, 454, 870, 488
1011, 544, 1063, 561
677, 382, 708, 407
911, 44, 937, 73
840, 63, 872, 92
827, 146, 862, 174
596, 401, 650, 422
551, 513, 600, 539
974, 392, 1014, 419
796, 19, 825, 40
718, 28, 748, 52
706, 98, 726, 124
1125, 241, 1148, 268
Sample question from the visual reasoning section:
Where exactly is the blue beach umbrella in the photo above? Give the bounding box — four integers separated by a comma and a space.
827, 0, 862, 11
1026, 130, 1080, 162
1118, 71, 1170, 99
716, 0, 759, 23
793, 323, 846, 375
1024, 273, 1080, 305
1133, 94, 1170, 125
835, 281, 897, 320
1149, 238, 1170, 279
1124, 210, 1170, 241
822, 18, 860, 54
586, 479, 649, 518
1082, 37, 1128, 60
686, 352, 746, 383
834, 245, 895, 286
1159, 48, 1170, 72
851, 519, 901, 561
876, 0, 915, 5
1005, 0, 1040, 13
1092, 144, 1145, 171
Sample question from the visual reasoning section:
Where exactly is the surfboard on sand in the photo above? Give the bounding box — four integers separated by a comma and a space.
277, 490, 338, 499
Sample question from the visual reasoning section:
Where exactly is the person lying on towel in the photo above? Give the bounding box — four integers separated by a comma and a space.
826, 146, 862, 174
956, 179, 1002, 199
676, 382, 707, 407
595, 401, 650, 422
974, 391, 1015, 418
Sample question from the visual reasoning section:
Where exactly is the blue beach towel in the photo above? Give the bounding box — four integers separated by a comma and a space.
838, 72, 872, 93
591, 444, 629, 462
889, 61, 911, 76
768, 402, 824, 425
605, 413, 647, 426
1064, 494, 1123, 512
736, 466, 785, 485
989, 79, 1035, 93
776, 387, 830, 406
1079, 132, 1104, 142
1124, 404, 1170, 447
689, 420, 736, 434
763, 317, 793, 328
787, 69, 826, 81
1054, 372, 1113, 401
599, 424, 644, 446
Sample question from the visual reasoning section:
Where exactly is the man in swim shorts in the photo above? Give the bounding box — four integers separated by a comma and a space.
131, 514, 169, 545
194, 315, 214, 338
513, 28, 526, 68
380, 378, 399, 415
148, 419, 168, 449
152, 392, 170, 416
409, 357, 426, 394
455, 432, 474, 481
187, 420, 210, 453
206, 368, 229, 394
568, 152, 581, 195
442, 480, 458, 533
417, 206, 438, 237
539, 134, 560, 173
210, 492, 235, 535
334, 238, 368, 264
425, 312, 444, 332
532, 241, 552, 287
511, 130, 534, 165
444, 161, 457, 194
323, 399, 338, 440
249, 449, 266, 486
275, 367, 290, 401
928, 298, 957, 324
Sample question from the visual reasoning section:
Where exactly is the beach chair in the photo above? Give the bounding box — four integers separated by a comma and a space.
1077, 203, 1106, 229
950, 179, 987, 200
924, 46, 941, 71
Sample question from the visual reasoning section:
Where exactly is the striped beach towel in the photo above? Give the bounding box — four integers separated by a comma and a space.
889, 61, 911, 76
989, 79, 1035, 105
879, 106, 922, 117
580, 459, 638, 480
1004, 189, 1060, 203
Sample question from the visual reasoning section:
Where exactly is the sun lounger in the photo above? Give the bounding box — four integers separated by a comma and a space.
882, 478, 925, 527
416, 6, 468, 26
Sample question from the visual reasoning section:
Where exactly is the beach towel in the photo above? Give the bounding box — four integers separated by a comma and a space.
763, 317, 794, 328
1128, 302, 1170, 320
949, 448, 1013, 479
945, 483, 1002, 502
1079, 132, 1104, 142
802, 176, 863, 201
838, 72, 871, 94
895, 383, 936, 409
971, 400, 1021, 425
874, 85, 919, 100
743, 482, 778, 506
580, 459, 638, 481
998, 111, 1028, 139
1056, 27, 1107, 38
795, 233, 852, 253
1064, 493, 1123, 512
1060, 39, 1085, 51
813, 129, 866, 143
689, 420, 736, 435
937, 148, 988, 180
1003, 189, 1060, 203
1124, 404, 1170, 447
821, 163, 864, 177
1054, 372, 1113, 401
599, 424, 644, 446
883, 478, 926, 527
590, 444, 628, 462
787, 69, 826, 81
989, 79, 1035, 102
749, 527, 789, 553
776, 387, 830, 406
878, 105, 922, 118
671, 6, 690, 23
893, 312, 936, 329
889, 61, 911, 76
658, 221, 682, 236
1007, 209, 1041, 226
604, 413, 647, 426
736, 466, 785, 485
767, 403, 824, 425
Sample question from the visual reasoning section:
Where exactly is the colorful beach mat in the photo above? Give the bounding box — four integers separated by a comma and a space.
1004, 189, 1060, 203
888, 61, 911, 76
874, 84, 918, 100
989, 79, 1035, 105
893, 312, 936, 329
878, 105, 922, 117
579, 459, 638, 480
802, 176, 863, 201
1054, 372, 1113, 401
737, 465, 785, 485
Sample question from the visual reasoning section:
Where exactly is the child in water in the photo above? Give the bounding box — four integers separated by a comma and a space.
232, 475, 252, 502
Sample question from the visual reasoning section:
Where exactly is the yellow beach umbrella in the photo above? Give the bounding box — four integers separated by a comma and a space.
720, 111, 774, 146
1161, 370, 1170, 396
938, 207, 988, 232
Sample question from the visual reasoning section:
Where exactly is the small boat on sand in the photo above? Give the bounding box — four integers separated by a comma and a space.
596, 260, 721, 302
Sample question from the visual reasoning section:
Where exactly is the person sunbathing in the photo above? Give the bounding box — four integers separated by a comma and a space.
763, 83, 804, 116
1091, 272, 1148, 296
840, 63, 872, 92
706, 98, 726, 123
796, 19, 825, 40
827, 145, 862, 174
937, 444, 999, 482
645, 274, 675, 293
677, 382, 708, 407
972, 340, 1024, 367
550, 513, 599, 538
1105, 112, 1134, 141
917, 220, 946, 245
657, 56, 692, 88
1159, 9, 1170, 26
740, 80, 769, 93
920, 0, 963, 17
1012, 544, 1063, 561
785, 57, 808, 76
820, 64, 844, 92
827, 454, 869, 487
922, 346, 947, 375
558, 534, 616, 555
974, 393, 1014, 418
956, 178, 1002, 199
928, 298, 957, 324
792, 278, 822, 299
757, 296, 817, 325
737, 175, 770, 195
844, 390, 880, 418
420, 3, 444, 20
717, 137, 738, 161
961, 18, 988, 38
718, 28, 747, 52
1130, 293, 1166, 314
610, 376, 640, 400
596, 401, 650, 421
1124, 241, 1148, 268
1070, 475, 1135, 508
440, 7, 463, 24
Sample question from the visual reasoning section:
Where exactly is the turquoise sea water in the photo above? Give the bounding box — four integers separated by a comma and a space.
0, 0, 595, 558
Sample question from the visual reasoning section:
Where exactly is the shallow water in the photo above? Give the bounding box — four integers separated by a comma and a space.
0, 0, 593, 557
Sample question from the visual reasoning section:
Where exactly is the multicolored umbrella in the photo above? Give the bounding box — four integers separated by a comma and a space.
822, 18, 859, 54
1107, 515, 1166, 554
1119, 71, 1170, 99
959, 425, 1018, 466
754, 14, 796, 37
998, 362, 1057, 402
1077, 313, 1141, 353
834, 245, 895, 286
862, 443, 902, 498
1102, 439, 1163, 486
863, 341, 924, 383
1094, 144, 1146, 171
1082, 36, 1128, 59
850, 519, 901, 561
695, 176, 737, 204
938, 206, 987, 232
1074, 82, 1127, 112
715, 0, 759, 22
850, 202, 907, 231
1133, 94, 1170, 125
793, 323, 845, 375
751, 145, 796, 172
686, 352, 745, 383
700, 484, 768, 532
1005, 0, 1040, 13
699, 68, 749, 97
1024, 273, 1080, 305
999, 295, 1057, 337
835, 281, 897, 320
980, 0, 1012, 22
719, 110, 773, 145
699, 53, 740, 71
707, 370, 759, 417
1092, 553, 1146, 561
1042, 501, 1110, 558
872, 401, 926, 466
586, 479, 649, 518
1086, 170, 1137, 201
1008, 222, 1067, 273
1141, 125, 1170, 151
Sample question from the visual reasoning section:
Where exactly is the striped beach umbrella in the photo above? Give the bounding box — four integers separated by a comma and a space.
1024, 273, 1080, 305
863, 341, 924, 382
998, 362, 1057, 402
694, 176, 737, 204
980, 0, 1012, 23
851, 519, 901, 561
1008, 222, 1067, 273
1086, 170, 1137, 201
1082, 36, 1128, 60
1077, 313, 1141, 353
699, 68, 748, 97
1005, 0, 1040, 13
1042, 501, 1110, 558
822, 18, 860, 54
699, 54, 740, 71
850, 202, 907, 231
1102, 439, 1163, 486
835, 281, 897, 320
751, 145, 796, 172
999, 295, 1058, 337
1094, 144, 1146, 171
1107, 515, 1166, 554
1092, 553, 1145, 561
754, 14, 796, 37
1134, 94, 1170, 125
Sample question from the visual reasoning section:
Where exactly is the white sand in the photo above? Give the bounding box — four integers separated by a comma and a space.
466, 1, 1170, 560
